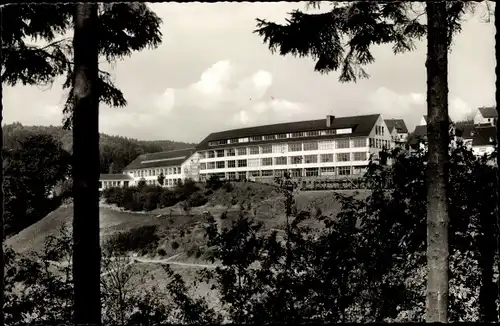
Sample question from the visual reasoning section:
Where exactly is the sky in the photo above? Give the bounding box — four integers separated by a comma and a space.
3, 2, 496, 143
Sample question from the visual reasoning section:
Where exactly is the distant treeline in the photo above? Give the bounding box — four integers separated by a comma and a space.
3, 122, 196, 173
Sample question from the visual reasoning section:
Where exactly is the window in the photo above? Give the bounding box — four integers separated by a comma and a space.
249, 146, 260, 155
337, 153, 350, 162
320, 167, 335, 174
369, 138, 374, 148
250, 171, 260, 177
276, 133, 287, 139
307, 130, 320, 137
288, 143, 302, 152
353, 152, 367, 161
248, 158, 260, 167
227, 149, 236, 156
352, 138, 366, 148
272, 143, 287, 153
304, 155, 318, 164
237, 159, 247, 167
216, 150, 225, 158
264, 135, 275, 140
261, 158, 273, 166
208, 151, 215, 158
274, 169, 287, 177
323, 129, 336, 136
305, 168, 319, 176
227, 172, 237, 180
261, 145, 272, 154
320, 154, 334, 163
303, 142, 318, 151
318, 141, 335, 150
200, 163, 207, 170
353, 166, 366, 175
229, 138, 239, 144
338, 166, 351, 175
290, 169, 302, 177
291, 132, 304, 138
275, 157, 287, 165
216, 161, 225, 169
237, 147, 247, 156
336, 139, 350, 149
289, 156, 303, 164
250, 136, 262, 142
227, 160, 236, 168
261, 170, 273, 177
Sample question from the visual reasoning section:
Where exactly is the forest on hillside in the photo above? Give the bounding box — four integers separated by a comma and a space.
3, 122, 196, 173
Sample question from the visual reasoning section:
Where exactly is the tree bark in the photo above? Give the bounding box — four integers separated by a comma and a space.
72, 3, 101, 326
425, 2, 450, 323
0, 6, 5, 326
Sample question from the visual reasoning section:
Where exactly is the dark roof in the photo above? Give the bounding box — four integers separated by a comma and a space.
471, 126, 496, 146
124, 148, 197, 170
100, 174, 133, 181
455, 123, 492, 139
413, 125, 427, 138
196, 114, 381, 150
384, 119, 408, 134
478, 107, 498, 119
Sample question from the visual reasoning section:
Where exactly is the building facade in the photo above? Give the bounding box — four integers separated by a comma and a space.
385, 119, 409, 144
121, 148, 201, 187
99, 174, 134, 192
474, 106, 497, 126
195, 114, 395, 182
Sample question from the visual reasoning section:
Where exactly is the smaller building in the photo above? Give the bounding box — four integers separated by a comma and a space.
469, 126, 496, 157
99, 173, 134, 192
385, 119, 409, 144
473, 106, 497, 126
123, 148, 201, 187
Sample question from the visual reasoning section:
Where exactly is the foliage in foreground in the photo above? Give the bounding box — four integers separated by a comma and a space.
4, 138, 498, 324
198, 138, 498, 323
3, 224, 220, 326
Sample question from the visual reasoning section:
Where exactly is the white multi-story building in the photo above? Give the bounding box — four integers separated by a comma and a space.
195, 114, 395, 182
120, 148, 201, 187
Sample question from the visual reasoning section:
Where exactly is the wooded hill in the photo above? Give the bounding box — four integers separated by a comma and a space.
3, 122, 196, 174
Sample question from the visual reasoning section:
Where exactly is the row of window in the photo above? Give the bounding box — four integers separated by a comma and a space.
202, 138, 368, 158
199, 152, 368, 170
375, 125, 385, 136
207, 128, 354, 147
369, 138, 391, 149
200, 165, 365, 180
100, 180, 129, 188
143, 178, 182, 186
131, 166, 182, 178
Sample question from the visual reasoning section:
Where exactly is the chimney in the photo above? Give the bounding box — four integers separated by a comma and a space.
326, 115, 335, 127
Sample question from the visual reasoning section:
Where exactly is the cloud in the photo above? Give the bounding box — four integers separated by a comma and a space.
368, 86, 473, 131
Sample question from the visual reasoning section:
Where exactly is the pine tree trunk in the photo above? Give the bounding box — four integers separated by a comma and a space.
72, 3, 101, 325
0, 7, 5, 326
425, 2, 450, 323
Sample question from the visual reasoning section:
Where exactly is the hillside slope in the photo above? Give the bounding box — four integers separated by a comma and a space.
6, 182, 367, 258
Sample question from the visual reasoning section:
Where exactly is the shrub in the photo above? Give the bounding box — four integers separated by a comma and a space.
187, 192, 208, 207
105, 225, 160, 255
222, 181, 233, 192
157, 248, 167, 256
171, 241, 180, 250
220, 211, 228, 220
206, 175, 223, 190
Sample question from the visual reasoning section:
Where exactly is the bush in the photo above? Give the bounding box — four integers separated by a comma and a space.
105, 225, 160, 255
157, 248, 167, 256
187, 192, 208, 207
206, 175, 223, 190
171, 241, 180, 250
